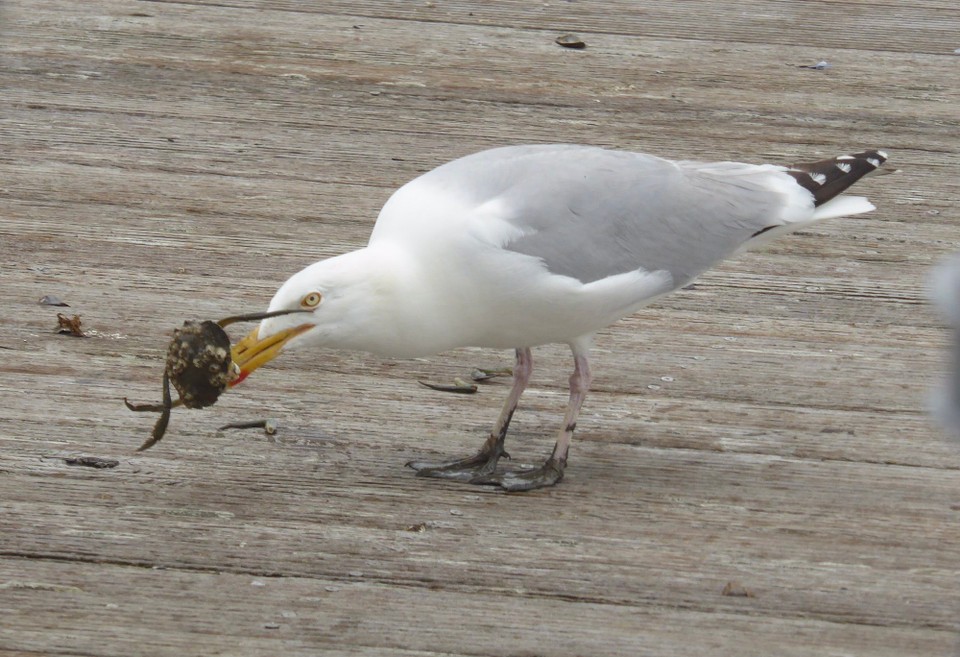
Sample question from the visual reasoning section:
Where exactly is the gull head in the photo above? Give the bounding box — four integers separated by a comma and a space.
229, 250, 389, 385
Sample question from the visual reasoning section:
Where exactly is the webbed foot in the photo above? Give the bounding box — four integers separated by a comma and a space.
406, 434, 509, 482
470, 457, 565, 491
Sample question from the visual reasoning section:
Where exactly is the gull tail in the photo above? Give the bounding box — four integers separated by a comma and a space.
744, 150, 891, 247
785, 149, 891, 208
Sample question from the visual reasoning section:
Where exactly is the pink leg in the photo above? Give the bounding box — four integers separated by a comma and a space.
550, 351, 592, 467
489, 347, 533, 450
473, 346, 593, 491
407, 348, 533, 481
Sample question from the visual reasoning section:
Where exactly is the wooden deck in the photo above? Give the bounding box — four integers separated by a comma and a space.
3, 1, 960, 655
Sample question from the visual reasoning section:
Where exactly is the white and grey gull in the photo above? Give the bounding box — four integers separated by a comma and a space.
230, 144, 890, 491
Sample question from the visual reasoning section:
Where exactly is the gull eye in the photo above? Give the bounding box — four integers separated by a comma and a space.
300, 292, 322, 308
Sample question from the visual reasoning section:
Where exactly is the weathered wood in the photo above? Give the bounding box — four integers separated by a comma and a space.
2, 0, 960, 655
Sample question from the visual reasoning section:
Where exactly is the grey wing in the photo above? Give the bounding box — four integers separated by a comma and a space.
438, 145, 805, 286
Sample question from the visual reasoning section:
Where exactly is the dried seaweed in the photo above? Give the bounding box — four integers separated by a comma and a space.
56, 313, 85, 337
64, 456, 120, 469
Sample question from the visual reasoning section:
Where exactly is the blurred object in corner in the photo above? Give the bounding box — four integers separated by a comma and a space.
928, 254, 960, 438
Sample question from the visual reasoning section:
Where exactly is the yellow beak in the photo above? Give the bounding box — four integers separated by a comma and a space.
230, 322, 313, 386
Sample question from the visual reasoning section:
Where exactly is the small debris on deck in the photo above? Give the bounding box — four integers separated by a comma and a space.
555, 34, 587, 49
55, 313, 85, 337
64, 456, 120, 469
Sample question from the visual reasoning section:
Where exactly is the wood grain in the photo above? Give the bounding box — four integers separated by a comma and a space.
2, 0, 959, 655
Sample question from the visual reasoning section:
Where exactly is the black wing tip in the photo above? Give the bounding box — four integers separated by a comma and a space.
785, 149, 890, 206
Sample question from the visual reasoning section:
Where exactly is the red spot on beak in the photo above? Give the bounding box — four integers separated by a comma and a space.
230, 370, 250, 387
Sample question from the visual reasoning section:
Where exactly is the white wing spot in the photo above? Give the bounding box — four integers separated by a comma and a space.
877, 150, 889, 159
867, 158, 881, 168
835, 162, 852, 173
808, 172, 827, 185
836, 155, 855, 161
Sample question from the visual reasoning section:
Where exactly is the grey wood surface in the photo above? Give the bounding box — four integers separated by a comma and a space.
2, 1, 959, 655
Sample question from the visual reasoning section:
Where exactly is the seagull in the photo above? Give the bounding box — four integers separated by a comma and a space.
230, 144, 889, 491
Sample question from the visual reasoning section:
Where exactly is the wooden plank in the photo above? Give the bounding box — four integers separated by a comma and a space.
129, 0, 960, 54
2, 0, 959, 655
2, 559, 952, 657
3, 443, 960, 635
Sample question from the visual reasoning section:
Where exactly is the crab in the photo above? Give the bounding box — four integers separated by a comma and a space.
125, 309, 309, 451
